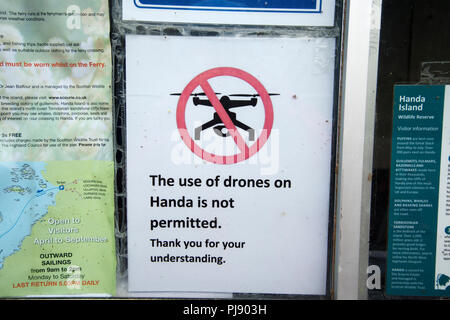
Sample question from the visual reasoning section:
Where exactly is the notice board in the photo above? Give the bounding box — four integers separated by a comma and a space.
387, 84, 450, 297
119, 0, 342, 297
0, 0, 116, 297
125, 34, 338, 296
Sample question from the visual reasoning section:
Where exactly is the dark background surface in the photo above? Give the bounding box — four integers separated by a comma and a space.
369, 0, 450, 299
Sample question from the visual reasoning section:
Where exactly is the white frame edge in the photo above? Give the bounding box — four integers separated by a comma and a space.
335, 0, 382, 300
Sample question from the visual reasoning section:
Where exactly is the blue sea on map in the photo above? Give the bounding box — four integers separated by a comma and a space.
0, 162, 59, 269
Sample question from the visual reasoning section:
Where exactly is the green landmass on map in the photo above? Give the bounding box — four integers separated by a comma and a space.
0, 161, 116, 297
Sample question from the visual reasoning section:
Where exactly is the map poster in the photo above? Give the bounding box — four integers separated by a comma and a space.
387, 85, 450, 297
0, 0, 116, 296
126, 35, 336, 295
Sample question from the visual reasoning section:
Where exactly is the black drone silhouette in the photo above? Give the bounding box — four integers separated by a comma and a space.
171, 92, 279, 141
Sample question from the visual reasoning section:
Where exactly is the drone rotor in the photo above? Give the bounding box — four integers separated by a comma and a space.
228, 93, 280, 97
170, 92, 221, 96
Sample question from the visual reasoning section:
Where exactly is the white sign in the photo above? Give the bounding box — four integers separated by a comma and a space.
122, 0, 335, 26
126, 35, 336, 295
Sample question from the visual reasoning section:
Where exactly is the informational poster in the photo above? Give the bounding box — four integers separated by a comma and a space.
0, 0, 116, 296
122, 0, 335, 26
126, 35, 336, 295
387, 85, 450, 297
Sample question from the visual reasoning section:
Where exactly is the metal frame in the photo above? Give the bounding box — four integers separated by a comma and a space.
334, 0, 382, 300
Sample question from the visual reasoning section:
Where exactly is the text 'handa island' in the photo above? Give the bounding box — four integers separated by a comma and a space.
399, 95, 425, 111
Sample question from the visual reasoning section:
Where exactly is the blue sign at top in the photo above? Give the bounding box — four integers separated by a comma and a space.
134, 0, 322, 13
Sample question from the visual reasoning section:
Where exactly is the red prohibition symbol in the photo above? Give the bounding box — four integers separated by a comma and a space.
176, 67, 274, 165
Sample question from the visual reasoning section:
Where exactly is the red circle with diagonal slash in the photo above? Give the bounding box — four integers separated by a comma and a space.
176, 67, 274, 164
